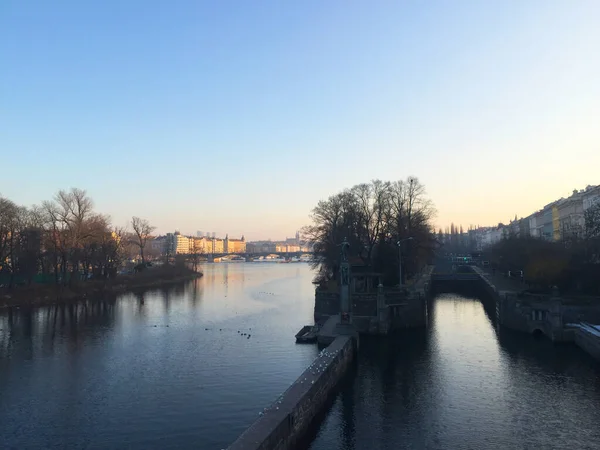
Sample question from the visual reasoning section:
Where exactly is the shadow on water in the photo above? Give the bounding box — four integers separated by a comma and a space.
298, 356, 359, 450
0, 280, 198, 361
307, 329, 429, 450
187, 278, 204, 307
497, 326, 600, 373
0, 299, 117, 361
310, 289, 600, 450
1, 264, 324, 450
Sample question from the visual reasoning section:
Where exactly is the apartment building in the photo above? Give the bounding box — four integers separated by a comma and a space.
224, 234, 246, 253
557, 190, 585, 239
583, 185, 600, 212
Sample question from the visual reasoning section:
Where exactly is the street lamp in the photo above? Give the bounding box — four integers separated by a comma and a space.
397, 237, 413, 287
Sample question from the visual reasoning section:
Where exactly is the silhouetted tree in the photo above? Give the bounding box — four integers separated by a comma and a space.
303, 177, 435, 285
189, 239, 202, 272
131, 216, 155, 264
584, 202, 600, 239
1, 189, 159, 289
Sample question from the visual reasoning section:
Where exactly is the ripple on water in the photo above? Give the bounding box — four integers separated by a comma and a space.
0, 263, 319, 449
309, 294, 600, 450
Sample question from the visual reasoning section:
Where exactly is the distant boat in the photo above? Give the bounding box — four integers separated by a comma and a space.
253, 256, 286, 263
295, 325, 318, 343
221, 256, 245, 263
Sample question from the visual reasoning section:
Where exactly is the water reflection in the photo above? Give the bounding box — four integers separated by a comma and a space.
0, 263, 319, 449
0, 299, 119, 361
310, 294, 600, 450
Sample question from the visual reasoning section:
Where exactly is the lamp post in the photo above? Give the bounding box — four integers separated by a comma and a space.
397, 237, 413, 287
339, 238, 351, 324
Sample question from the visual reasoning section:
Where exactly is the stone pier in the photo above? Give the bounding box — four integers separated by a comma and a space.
229, 240, 360, 450
228, 336, 356, 450
572, 323, 600, 361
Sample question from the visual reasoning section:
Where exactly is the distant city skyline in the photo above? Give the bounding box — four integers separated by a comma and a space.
4, 183, 599, 243
2, 1, 599, 240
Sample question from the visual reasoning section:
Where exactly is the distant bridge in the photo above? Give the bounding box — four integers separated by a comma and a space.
430, 272, 480, 281
186, 251, 316, 260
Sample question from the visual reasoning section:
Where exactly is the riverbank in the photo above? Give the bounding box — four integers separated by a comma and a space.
229, 335, 356, 450
0, 265, 202, 309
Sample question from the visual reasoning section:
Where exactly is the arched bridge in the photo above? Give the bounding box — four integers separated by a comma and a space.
188, 251, 315, 260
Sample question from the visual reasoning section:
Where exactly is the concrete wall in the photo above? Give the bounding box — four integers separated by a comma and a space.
472, 269, 600, 342
228, 336, 356, 450
314, 291, 340, 323
351, 316, 379, 334
388, 296, 427, 329
351, 293, 377, 316
574, 327, 600, 361
562, 303, 600, 324
314, 268, 431, 334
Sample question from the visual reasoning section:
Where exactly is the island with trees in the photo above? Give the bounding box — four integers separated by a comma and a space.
0, 188, 201, 309
304, 177, 437, 287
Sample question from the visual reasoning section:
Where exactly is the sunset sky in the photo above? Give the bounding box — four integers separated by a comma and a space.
2, 1, 599, 240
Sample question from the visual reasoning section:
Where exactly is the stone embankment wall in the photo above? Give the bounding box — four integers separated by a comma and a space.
314, 267, 433, 334
228, 335, 356, 450
573, 325, 600, 361
314, 291, 340, 323
387, 292, 427, 330
352, 293, 377, 317
470, 267, 600, 347
562, 303, 600, 324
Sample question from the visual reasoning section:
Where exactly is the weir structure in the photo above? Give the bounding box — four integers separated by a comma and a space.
427, 262, 600, 360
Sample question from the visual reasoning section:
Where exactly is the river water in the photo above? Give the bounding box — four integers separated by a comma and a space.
1, 264, 599, 450
310, 294, 600, 450
0, 263, 319, 449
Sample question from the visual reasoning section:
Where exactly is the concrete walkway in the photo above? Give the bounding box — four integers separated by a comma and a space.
411, 266, 434, 291
317, 315, 340, 346
480, 268, 527, 293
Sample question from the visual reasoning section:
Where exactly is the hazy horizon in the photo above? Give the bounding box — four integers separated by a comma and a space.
2, 1, 599, 240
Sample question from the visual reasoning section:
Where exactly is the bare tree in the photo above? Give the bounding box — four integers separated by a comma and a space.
352, 180, 390, 265
584, 202, 600, 239
0, 198, 25, 287
189, 238, 203, 272
131, 217, 155, 264
163, 237, 174, 264
95, 226, 128, 278
305, 177, 436, 285
52, 188, 96, 284
0, 196, 18, 272
42, 199, 63, 283
2, 189, 166, 289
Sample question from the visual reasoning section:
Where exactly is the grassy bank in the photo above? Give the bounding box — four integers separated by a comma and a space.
0, 265, 202, 309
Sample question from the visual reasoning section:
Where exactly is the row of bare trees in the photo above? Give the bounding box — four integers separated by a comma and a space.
303, 177, 437, 286
484, 202, 600, 294
0, 188, 155, 288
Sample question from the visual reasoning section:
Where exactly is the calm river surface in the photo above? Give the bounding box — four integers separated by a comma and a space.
1, 264, 600, 450
0, 263, 319, 449
310, 294, 600, 450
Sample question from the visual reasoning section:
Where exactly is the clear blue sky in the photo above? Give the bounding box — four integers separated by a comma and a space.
2, 1, 599, 239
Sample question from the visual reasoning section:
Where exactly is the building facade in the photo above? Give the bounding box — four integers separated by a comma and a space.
246, 241, 277, 254
539, 203, 556, 241
557, 191, 585, 239
223, 234, 246, 253
472, 184, 599, 249
583, 185, 600, 212
164, 232, 193, 255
